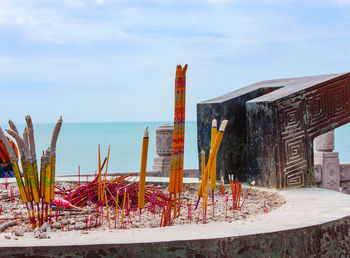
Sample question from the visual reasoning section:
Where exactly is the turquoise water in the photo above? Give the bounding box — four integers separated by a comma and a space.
1, 121, 349, 175
1, 121, 198, 175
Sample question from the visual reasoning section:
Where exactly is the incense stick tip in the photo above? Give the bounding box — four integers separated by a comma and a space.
219, 120, 228, 131
144, 127, 149, 137
212, 119, 217, 127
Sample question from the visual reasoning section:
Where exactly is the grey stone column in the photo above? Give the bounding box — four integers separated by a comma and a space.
314, 130, 340, 191
152, 124, 173, 177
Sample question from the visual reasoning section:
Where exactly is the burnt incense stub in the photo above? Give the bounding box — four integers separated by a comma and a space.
197, 73, 350, 188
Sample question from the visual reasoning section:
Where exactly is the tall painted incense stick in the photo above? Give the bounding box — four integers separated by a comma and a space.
210, 119, 217, 202
44, 149, 51, 221
138, 127, 149, 209
25, 116, 39, 191
6, 129, 40, 203
9, 121, 32, 203
169, 64, 188, 194
49, 116, 63, 221
0, 127, 35, 227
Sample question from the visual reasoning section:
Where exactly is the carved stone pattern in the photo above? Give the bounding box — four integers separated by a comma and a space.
306, 79, 350, 136
276, 78, 350, 188
278, 99, 307, 188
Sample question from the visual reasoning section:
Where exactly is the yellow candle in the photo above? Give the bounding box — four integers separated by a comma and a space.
138, 127, 149, 209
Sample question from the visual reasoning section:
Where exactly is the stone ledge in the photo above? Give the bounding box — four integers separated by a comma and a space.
0, 188, 349, 256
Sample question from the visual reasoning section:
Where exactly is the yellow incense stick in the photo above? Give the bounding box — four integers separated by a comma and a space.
138, 128, 149, 209
197, 150, 205, 197
203, 120, 228, 188
210, 119, 217, 191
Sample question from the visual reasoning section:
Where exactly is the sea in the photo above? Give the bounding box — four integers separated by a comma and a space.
1, 121, 198, 175
1, 121, 350, 175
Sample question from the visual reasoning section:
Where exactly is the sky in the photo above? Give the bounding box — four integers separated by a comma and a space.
1, 0, 350, 123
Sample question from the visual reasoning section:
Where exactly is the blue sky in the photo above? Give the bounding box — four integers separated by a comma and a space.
1, 0, 350, 123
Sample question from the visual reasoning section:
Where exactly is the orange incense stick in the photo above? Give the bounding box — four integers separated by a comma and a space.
239, 181, 255, 210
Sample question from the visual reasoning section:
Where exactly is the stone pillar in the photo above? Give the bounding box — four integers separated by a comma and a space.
152, 124, 173, 177
314, 130, 340, 192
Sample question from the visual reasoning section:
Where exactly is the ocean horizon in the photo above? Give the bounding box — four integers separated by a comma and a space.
1, 121, 349, 175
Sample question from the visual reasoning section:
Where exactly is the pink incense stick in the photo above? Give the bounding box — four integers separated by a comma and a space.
10, 187, 14, 203
212, 200, 215, 218
195, 196, 201, 210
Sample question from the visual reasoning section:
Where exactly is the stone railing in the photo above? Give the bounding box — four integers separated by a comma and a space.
314, 130, 350, 194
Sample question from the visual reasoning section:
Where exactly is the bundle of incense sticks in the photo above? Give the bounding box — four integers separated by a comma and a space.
196, 119, 228, 211
229, 174, 242, 211
1, 116, 63, 227
169, 64, 188, 217
59, 174, 169, 211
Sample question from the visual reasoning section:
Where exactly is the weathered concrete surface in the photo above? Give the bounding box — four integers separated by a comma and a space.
197, 87, 281, 182
1, 219, 349, 258
1, 188, 350, 257
198, 73, 350, 188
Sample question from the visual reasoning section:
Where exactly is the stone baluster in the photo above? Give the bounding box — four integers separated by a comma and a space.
314, 130, 340, 192
152, 124, 173, 177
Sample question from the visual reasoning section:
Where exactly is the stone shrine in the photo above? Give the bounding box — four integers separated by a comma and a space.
197, 73, 350, 188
